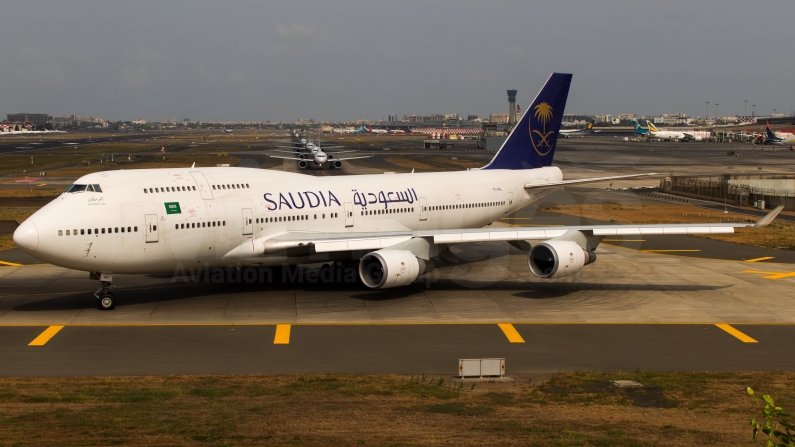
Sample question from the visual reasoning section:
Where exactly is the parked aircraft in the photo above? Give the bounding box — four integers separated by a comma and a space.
559, 122, 594, 138
13, 73, 782, 311
646, 122, 700, 141
764, 122, 795, 145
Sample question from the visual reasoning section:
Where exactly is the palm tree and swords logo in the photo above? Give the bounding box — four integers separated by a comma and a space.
530, 102, 555, 156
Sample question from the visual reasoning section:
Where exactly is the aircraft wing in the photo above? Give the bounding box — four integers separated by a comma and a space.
266, 155, 305, 161
524, 173, 656, 190
223, 206, 783, 259
333, 155, 372, 162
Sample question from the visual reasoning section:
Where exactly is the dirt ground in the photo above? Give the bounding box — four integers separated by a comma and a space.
0, 371, 784, 446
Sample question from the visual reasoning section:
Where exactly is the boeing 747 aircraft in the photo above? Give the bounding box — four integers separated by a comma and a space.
13, 73, 782, 310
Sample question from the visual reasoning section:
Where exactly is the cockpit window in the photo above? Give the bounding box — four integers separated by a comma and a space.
65, 184, 102, 193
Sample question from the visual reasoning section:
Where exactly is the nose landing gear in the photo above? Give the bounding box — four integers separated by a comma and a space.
91, 272, 116, 310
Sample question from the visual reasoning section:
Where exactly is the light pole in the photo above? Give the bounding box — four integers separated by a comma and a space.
706, 101, 710, 121
715, 104, 719, 125
752, 104, 755, 117
744, 100, 748, 117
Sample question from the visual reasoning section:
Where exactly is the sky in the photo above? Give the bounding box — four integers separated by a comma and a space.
1, 1, 793, 122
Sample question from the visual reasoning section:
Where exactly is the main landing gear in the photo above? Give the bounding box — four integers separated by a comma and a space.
91, 272, 116, 310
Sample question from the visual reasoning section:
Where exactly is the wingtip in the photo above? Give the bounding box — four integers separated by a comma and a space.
753, 205, 784, 228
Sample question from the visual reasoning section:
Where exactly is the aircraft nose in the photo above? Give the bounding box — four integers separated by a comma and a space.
13, 219, 39, 253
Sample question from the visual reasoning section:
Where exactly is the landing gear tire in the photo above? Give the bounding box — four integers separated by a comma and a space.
98, 292, 116, 310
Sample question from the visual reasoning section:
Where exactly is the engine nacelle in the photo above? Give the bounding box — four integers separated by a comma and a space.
332, 160, 342, 169
327, 153, 334, 159
359, 250, 433, 289
298, 160, 309, 169
528, 240, 596, 279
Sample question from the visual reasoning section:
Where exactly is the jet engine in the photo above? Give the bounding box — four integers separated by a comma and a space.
528, 240, 596, 279
331, 160, 342, 169
298, 160, 309, 169
359, 250, 433, 289
327, 153, 334, 159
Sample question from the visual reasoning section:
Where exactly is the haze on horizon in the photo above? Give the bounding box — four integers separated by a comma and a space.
1, 0, 793, 123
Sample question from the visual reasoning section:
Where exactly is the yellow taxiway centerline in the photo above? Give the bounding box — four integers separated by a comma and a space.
0, 260, 23, 267
715, 323, 758, 343
603, 239, 646, 242
274, 324, 291, 344
498, 324, 525, 343
641, 249, 701, 253
745, 257, 775, 263
743, 269, 795, 280
28, 325, 64, 346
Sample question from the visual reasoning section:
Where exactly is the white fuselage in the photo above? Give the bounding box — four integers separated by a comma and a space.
17, 166, 562, 274
773, 132, 795, 144
649, 130, 689, 141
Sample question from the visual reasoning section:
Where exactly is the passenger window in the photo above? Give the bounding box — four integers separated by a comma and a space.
246, 184, 250, 188
153, 225, 157, 231
82, 229, 86, 235
58, 230, 63, 236
212, 185, 216, 190
192, 186, 196, 191
222, 221, 226, 226
127, 227, 131, 232
175, 224, 179, 229
144, 189, 148, 194
115, 228, 118, 233
134, 226, 138, 232
88, 229, 92, 235
101, 228, 105, 234
121, 227, 125, 233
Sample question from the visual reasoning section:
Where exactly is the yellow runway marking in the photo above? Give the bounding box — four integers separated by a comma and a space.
37, 183, 47, 186
641, 249, 701, 253
28, 326, 64, 346
715, 324, 758, 343
0, 260, 23, 267
743, 269, 795, 280
498, 324, 525, 343
499, 218, 533, 220
603, 239, 646, 242
746, 257, 775, 263
274, 324, 291, 344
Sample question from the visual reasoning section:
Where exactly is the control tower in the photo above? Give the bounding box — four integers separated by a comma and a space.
507, 89, 517, 124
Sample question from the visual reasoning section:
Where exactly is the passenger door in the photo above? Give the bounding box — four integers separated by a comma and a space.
242, 208, 253, 235
419, 198, 428, 221
344, 202, 354, 228
145, 214, 159, 243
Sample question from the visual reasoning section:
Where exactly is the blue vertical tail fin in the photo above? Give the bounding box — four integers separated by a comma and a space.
766, 121, 780, 140
482, 73, 572, 170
